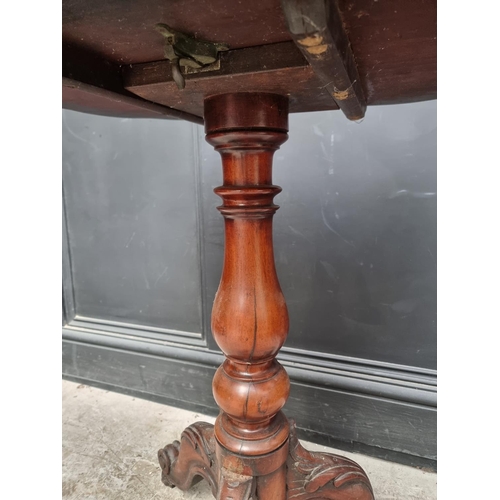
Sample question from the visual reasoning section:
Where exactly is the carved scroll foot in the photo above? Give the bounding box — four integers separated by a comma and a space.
158, 421, 256, 499
286, 420, 375, 500
158, 422, 218, 496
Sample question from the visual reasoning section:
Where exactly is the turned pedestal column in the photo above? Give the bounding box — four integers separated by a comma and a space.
158, 93, 374, 500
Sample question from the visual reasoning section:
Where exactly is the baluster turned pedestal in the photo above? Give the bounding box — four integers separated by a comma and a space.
158, 93, 374, 500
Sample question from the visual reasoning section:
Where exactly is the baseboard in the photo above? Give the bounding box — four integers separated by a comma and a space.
62, 327, 436, 464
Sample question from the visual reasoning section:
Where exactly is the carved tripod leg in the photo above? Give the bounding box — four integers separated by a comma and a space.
158, 92, 374, 500
286, 420, 374, 500
158, 422, 218, 496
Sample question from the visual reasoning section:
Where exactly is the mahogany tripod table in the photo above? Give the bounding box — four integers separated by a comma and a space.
63, 1, 436, 498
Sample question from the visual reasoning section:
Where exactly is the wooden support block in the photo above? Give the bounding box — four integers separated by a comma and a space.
122, 42, 339, 116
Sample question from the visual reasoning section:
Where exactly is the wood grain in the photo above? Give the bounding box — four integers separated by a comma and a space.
154, 93, 375, 498
123, 42, 338, 116
63, 78, 203, 123
63, 0, 436, 117
205, 94, 291, 460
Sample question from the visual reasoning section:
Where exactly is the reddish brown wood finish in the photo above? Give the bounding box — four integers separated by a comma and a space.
206, 94, 290, 462
158, 93, 375, 499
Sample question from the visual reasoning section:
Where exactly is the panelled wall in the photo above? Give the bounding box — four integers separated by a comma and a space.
62, 101, 436, 467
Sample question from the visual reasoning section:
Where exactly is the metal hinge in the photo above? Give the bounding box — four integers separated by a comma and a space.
155, 23, 229, 90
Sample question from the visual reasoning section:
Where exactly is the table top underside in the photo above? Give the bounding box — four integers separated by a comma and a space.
62, 0, 437, 123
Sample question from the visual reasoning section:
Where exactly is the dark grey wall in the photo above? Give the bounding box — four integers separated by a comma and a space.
62, 101, 437, 467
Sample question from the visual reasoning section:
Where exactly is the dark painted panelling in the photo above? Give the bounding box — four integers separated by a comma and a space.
62, 340, 218, 412
62, 326, 435, 407
62, 111, 204, 334
200, 101, 436, 369
286, 381, 436, 460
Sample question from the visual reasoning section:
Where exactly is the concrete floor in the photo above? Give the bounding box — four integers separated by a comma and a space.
62, 380, 436, 499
